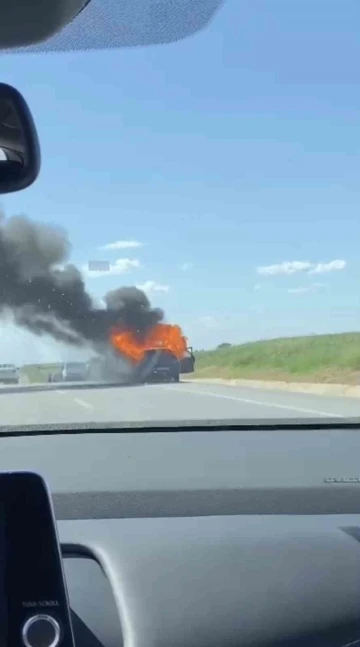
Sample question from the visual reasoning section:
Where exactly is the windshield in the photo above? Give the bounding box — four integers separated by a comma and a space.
0, 0, 359, 428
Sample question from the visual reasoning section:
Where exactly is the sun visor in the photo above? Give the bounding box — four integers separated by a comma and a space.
0, 0, 224, 52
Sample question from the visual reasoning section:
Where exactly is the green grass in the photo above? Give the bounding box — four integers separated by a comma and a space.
193, 333, 360, 384
21, 363, 61, 383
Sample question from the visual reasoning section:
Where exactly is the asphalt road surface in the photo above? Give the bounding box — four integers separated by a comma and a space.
1, 380, 360, 428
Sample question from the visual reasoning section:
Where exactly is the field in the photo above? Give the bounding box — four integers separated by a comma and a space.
21, 363, 61, 383
194, 333, 360, 385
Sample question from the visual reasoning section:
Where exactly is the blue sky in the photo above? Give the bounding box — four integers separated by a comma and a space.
0, 0, 360, 362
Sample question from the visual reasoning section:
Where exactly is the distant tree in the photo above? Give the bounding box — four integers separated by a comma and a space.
217, 342, 231, 349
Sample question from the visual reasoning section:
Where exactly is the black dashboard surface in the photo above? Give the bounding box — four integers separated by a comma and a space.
1, 428, 360, 517
61, 514, 360, 647
1, 427, 360, 647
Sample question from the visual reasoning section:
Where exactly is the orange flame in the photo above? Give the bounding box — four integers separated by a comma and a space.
110, 323, 188, 364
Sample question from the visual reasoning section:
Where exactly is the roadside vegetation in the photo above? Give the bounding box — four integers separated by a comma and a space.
194, 333, 360, 384
21, 363, 60, 383
20, 333, 360, 385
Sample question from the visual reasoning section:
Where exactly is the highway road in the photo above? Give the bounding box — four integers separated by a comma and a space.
1, 380, 360, 428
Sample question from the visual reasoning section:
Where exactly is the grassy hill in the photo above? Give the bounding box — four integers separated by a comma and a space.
194, 333, 360, 384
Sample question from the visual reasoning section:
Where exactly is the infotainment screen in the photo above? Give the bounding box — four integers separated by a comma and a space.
0, 472, 74, 647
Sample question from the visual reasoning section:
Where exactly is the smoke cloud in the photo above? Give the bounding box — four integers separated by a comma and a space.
0, 211, 164, 347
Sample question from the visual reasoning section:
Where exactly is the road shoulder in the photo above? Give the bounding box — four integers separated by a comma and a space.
187, 378, 360, 399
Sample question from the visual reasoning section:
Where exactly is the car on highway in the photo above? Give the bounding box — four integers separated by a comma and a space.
141, 345, 195, 383
0, 363, 19, 385
60, 362, 89, 382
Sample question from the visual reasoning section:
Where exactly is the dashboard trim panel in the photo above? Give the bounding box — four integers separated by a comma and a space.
59, 515, 360, 647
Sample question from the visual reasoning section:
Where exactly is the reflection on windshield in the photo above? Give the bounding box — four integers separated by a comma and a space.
0, 0, 359, 427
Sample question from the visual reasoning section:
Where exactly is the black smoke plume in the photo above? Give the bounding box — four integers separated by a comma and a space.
0, 211, 164, 346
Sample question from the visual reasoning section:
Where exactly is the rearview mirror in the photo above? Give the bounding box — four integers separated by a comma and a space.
0, 83, 40, 194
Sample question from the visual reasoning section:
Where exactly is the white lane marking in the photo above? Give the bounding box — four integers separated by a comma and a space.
163, 386, 342, 418
56, 390, 65, 395
73, 397, 93, 410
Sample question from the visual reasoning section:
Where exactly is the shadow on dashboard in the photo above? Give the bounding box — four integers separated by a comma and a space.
272, 620, 360, 647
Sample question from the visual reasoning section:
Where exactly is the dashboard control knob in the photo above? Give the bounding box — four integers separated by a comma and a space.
22, 614, 61, 647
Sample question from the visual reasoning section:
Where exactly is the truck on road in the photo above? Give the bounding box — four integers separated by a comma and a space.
134, 346, 195, 384
87, 344, 195, 385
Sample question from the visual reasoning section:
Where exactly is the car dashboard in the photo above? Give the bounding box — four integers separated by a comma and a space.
2, 424, 360, 647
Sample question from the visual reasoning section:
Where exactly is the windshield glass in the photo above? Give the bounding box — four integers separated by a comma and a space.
1, 0, 359, 428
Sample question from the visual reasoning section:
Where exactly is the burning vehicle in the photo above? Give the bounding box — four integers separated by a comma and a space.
88, 324, 195, 384
0, 210, 194, 384
109, 323, 195, 384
